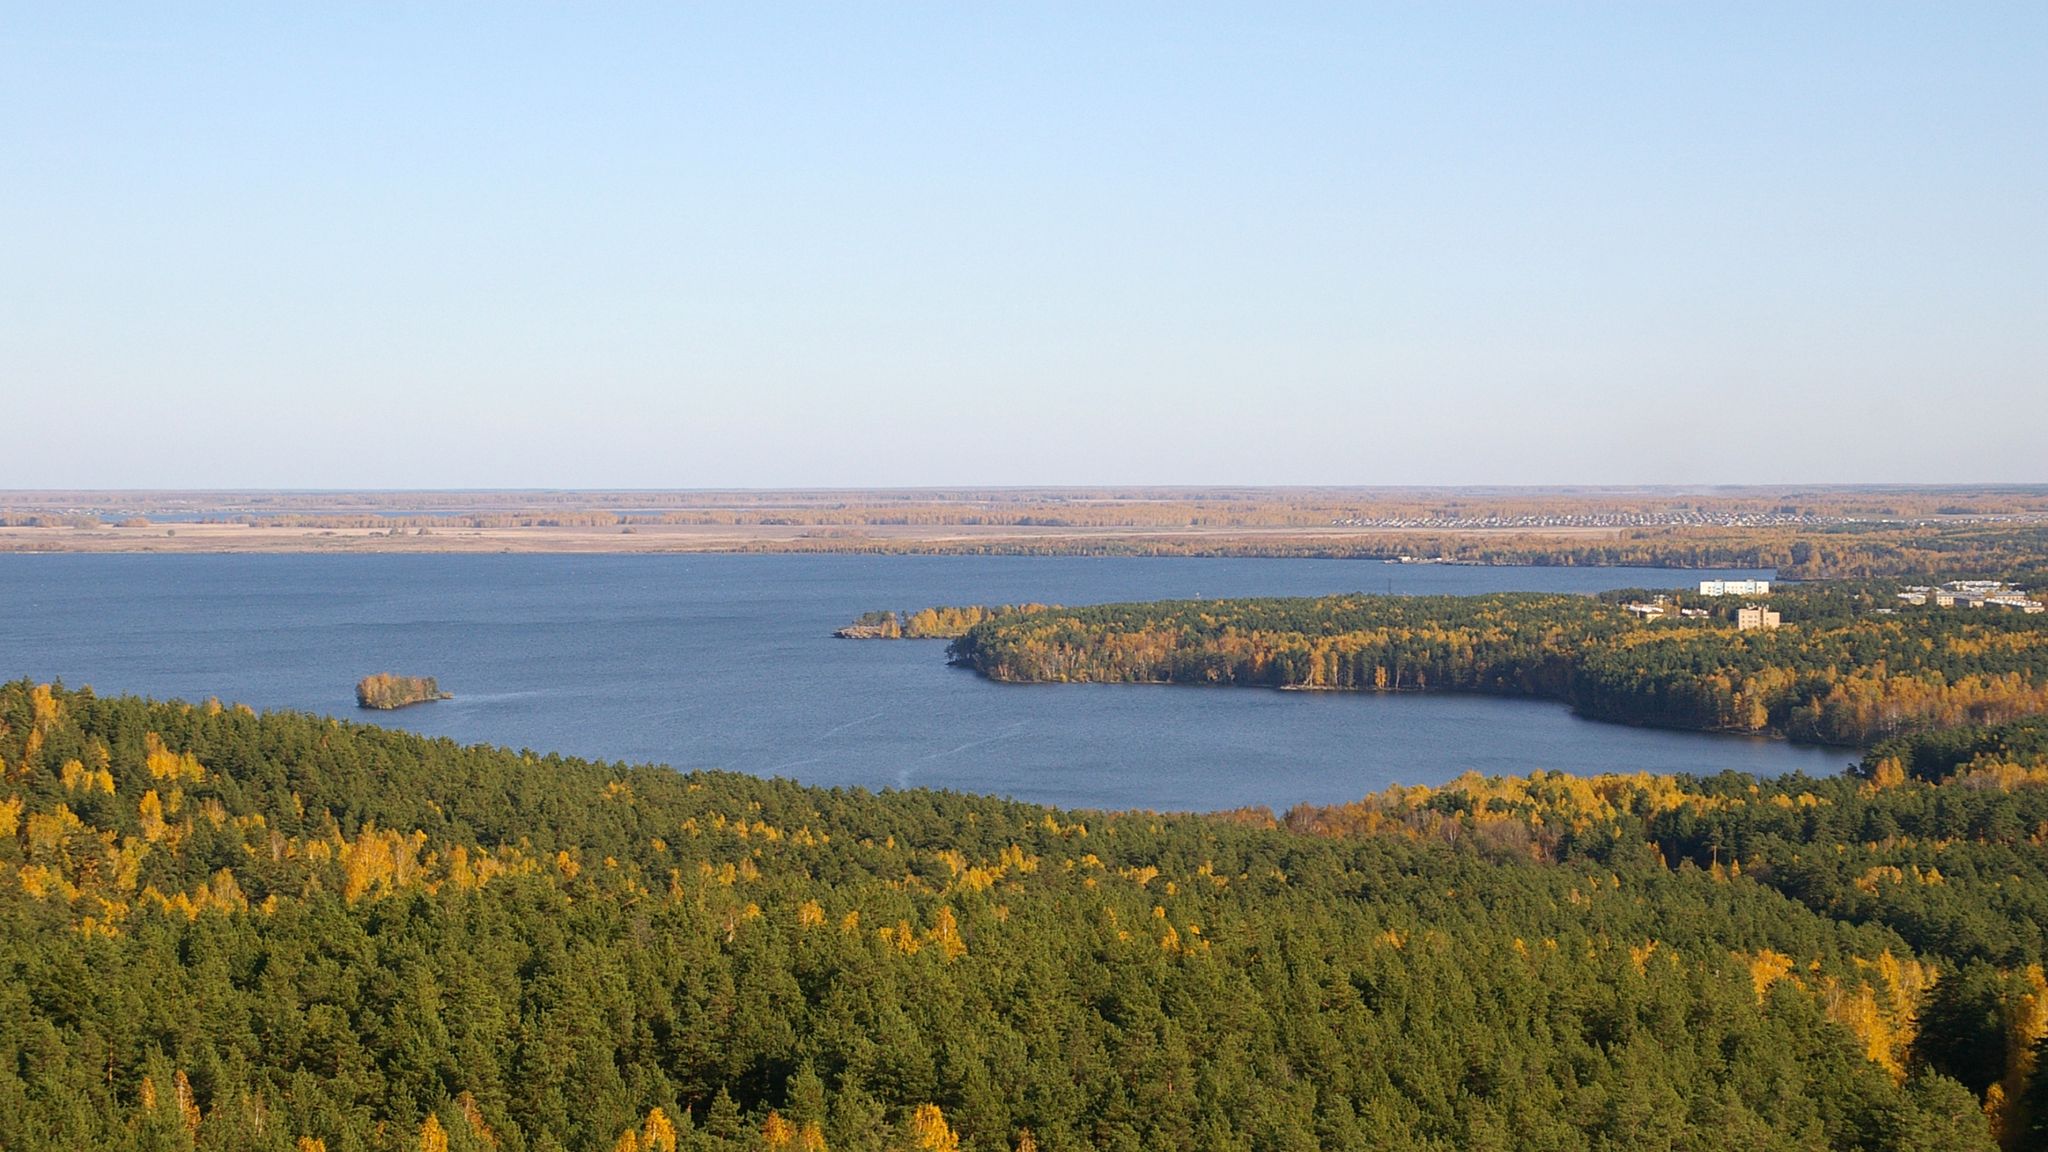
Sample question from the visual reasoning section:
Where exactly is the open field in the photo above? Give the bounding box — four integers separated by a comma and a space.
3, 488, 2046, 578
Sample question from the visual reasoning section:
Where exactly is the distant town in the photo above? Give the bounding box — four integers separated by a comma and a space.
1619, 581, 1782, 629
1620, 577, 2045, 629
1898, 580, 2045, 613
1624, 595, 1780, 630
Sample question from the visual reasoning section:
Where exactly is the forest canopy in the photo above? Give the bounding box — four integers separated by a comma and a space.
2, 681, 2045, 1150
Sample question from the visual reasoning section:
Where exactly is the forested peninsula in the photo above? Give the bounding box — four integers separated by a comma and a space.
942, 584, 2048, 748
837, 607, 1038, 640
5, 680, 2048, 1149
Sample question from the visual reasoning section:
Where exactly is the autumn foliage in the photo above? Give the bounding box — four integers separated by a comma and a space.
355, 673, 449, 710
1, 681, 2041, 1149
946, 582, 2048, 746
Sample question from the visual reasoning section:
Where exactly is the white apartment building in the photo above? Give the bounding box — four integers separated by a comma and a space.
1699, 579, 1771, 597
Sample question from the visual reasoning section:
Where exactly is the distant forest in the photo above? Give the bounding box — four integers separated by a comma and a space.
770, 523, 2048, 582
4, 681, 2048, 1149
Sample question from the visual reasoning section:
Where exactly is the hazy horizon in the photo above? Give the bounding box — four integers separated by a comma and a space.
7, 482, 2048, 499
6, 5, 2044, 489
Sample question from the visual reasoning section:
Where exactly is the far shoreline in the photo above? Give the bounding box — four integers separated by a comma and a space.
0, 520, 1631, 557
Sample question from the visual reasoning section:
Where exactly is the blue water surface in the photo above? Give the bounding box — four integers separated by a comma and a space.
0, 554, 1849, 812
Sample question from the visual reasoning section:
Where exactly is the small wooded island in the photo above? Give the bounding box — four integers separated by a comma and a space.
355, 672, 451, 709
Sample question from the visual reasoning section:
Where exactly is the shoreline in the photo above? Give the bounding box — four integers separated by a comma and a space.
974, 669, 1864, 755
0, 521, 1629, 556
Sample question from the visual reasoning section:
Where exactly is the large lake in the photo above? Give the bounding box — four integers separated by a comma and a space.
0, 554, 1850, 812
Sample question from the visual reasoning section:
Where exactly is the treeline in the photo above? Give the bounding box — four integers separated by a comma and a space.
0, 514, 112, 529
1, 681, 2032, 1150
1863, 717, 2048, 786
708, 524, 2048, 581
840, 607, 1050, 641
945, 585, 2048, 747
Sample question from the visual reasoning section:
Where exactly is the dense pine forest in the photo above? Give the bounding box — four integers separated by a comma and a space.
4, 681, 2047, 1150
943, 584, 2048, 747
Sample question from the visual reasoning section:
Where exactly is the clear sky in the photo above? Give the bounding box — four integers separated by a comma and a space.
3, 4, 2043, 488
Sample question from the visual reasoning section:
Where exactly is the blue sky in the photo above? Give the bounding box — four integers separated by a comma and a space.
3, 4, 2043, 487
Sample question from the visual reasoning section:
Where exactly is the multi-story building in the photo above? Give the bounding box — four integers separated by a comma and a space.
1899, 581, 2042, 612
